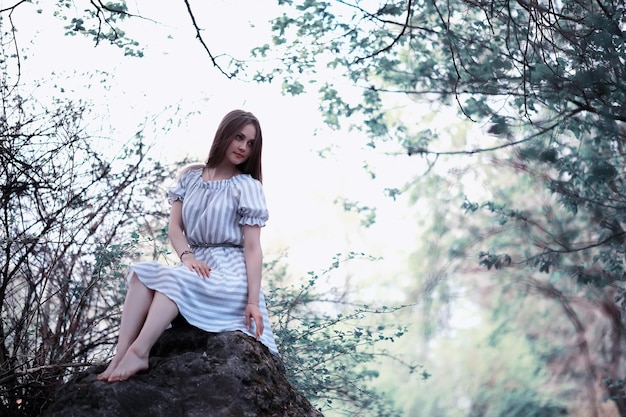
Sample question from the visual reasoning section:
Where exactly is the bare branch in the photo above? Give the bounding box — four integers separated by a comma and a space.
0, 0, 28, 14
519, 230, 626, 266
354, 0, 414, 64
94, 0, 136, 19
337, 0, 437, 35
0, 362, 94, 384
182, 0, 233, 78
1, 4, 23, 94
406, 111, 572, 156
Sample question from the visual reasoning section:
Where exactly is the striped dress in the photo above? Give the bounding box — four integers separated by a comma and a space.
127, 167, 278, 355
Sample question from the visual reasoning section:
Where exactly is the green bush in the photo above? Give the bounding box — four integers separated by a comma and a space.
266, 252, 426, 417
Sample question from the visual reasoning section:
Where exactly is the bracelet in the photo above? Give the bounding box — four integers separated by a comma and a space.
179, 250, 193, 261
247, 302, 259, 306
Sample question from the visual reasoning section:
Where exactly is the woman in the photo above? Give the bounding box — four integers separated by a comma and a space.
98, 109, 278, 383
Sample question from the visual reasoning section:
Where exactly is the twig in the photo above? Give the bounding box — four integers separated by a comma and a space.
354, 0, 413, 64
182, 0, 232, 78
0, 0, 29, 13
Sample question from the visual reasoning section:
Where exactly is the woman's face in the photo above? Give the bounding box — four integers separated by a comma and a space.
224, 123, 257, 166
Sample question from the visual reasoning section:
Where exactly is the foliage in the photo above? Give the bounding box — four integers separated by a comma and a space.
468, 389, 568, 417
397, 307, 569, 417
265, 252, 425, 417
255, 2, 626, 414
262, 0, 626, 137
55, 0, 143, 56
259, 0, 626, 286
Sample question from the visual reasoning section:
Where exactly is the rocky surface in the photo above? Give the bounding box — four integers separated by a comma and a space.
42, 324, 323, 417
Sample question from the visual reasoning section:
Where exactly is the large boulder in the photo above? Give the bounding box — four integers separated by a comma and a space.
42, 324, 323, 417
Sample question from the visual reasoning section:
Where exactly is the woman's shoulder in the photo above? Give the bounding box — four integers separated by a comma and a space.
179, 163, 205, 176
175, 163, 204, 182
232, 173, 263, 188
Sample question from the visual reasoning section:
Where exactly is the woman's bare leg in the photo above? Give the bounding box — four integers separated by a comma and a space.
106, 291, 179, 382
97, 273, 154, 381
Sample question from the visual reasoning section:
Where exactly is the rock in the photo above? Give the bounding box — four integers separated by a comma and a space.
42, 324, 323, 417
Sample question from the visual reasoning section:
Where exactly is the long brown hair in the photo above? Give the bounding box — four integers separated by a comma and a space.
206, 110, 263, 182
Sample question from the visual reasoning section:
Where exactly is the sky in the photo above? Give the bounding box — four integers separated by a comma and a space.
8, 0, 427, 302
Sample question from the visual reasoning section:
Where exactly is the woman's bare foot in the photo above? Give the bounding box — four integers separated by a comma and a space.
97, 354, 123, 382
106, 348, 149, 382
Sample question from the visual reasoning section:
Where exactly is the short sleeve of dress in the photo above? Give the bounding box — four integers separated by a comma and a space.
167, 169, 192, 204
237, 176, 269, 227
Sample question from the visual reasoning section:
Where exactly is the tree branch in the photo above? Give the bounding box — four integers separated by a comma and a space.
1, 4, 23, 94
517, 230, 626, 268
353, 0, 413, 64
182, 0, 232, 78
0, 0, 28, 13
406, 112, 571, 156
337, 0, 436, 35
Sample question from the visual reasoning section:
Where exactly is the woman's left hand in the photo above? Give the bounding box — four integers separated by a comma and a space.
245, 303, 264, 340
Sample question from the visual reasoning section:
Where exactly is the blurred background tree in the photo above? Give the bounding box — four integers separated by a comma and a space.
254, 1, 626, 416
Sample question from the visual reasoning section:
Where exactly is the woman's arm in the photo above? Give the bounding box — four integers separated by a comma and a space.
168, 200, 210, 278
168, 200, 190, 257
243, 224, 264, 339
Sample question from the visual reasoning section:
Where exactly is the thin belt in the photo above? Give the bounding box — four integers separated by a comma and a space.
190, 242, 243, 249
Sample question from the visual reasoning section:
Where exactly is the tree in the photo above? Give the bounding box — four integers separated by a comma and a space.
255, 1, 626, 415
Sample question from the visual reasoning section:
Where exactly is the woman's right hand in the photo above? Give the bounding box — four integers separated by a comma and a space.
182, 255, 211, 279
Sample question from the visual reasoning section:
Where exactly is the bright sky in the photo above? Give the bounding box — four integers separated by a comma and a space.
6, 0, 426, 302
